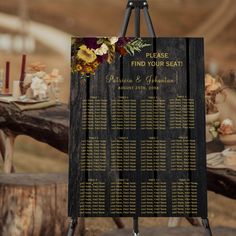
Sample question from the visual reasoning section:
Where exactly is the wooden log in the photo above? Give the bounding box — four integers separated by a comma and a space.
0, 173, 68, 236
103, 227, 236, 236
0, 103, 69, 153
207, 168, 236, 200
0, 173, 124, 236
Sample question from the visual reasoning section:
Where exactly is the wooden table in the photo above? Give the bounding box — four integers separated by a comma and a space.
0, 102, 125, 234
1, 101, 236, 199
0, 102, 69, 172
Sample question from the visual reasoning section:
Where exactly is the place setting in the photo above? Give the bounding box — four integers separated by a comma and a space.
0, 54, 64, 111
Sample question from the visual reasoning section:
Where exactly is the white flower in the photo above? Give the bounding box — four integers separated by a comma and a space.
44, 69, 64, 84
94, 43, 109, 56
24, 73, 33, 86
222, 119, 233, 126
30, 77, 48, 98
109, 37, 118, 45
24, 72, 47, 87
35, 71, 47, 79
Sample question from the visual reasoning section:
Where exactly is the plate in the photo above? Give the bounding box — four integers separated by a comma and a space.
15, 98, 49, 104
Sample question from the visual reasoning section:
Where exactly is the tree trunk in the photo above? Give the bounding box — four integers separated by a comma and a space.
0, 173, 68, 236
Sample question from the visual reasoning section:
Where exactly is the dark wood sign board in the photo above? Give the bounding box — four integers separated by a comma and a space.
69, 37, 207, 219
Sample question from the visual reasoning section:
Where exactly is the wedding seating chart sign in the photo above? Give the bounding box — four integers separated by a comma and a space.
69, 37, 207, 218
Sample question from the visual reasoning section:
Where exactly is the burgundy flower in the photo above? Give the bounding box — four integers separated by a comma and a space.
83, 38, 100, 49
97, 54, 108, 63
116, 37, 132, 47
117, 47, 128, 56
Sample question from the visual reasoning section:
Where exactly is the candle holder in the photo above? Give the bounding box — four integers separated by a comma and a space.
51, 80, 62, 105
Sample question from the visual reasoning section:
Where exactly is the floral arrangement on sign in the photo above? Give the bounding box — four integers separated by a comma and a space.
22, 62, 63, 100
205, 74, 226, 114
71, 37, 150, 77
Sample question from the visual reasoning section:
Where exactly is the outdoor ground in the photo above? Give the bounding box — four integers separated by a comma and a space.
0, 0, 236, 234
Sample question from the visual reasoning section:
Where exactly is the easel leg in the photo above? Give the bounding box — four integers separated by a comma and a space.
133, 217, 139, 236
134, 5, 141, 37
143, 6, 156, 37
202, 218, 212, 236
120, 4, 133, 37
67, 218, 78, 236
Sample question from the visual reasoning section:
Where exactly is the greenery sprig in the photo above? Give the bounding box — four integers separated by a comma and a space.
124, 38, 151, 56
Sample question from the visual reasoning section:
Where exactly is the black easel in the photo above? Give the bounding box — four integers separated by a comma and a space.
67, 218, 77, 236
67, 1, 213, 236
119, 1, 212, 236
120, 0, 156, 38
202, 218, 213, 236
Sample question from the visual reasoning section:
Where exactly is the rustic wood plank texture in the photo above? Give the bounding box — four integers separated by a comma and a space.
69, 37, 208, 218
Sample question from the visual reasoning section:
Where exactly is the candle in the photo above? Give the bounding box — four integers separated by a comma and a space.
5, 61, 10, 94
20, 54, 26, 95
20, 54, 26, 82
